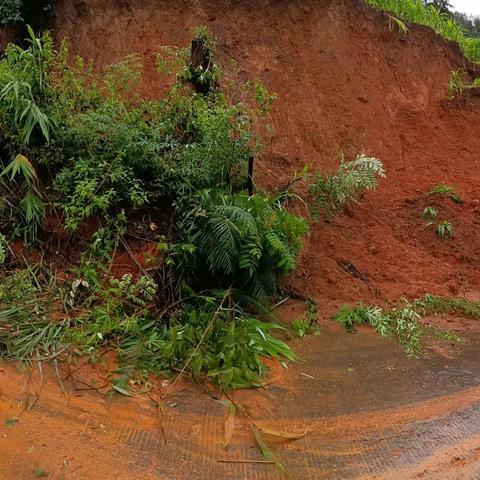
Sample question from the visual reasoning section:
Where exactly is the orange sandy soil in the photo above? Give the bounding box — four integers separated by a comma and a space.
2, 0, 480, 478
2, 315, 480, 479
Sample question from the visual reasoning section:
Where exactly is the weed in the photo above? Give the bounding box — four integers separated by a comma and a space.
291, 299, 318, 338
446, 69, 480, 100
429, 183, 463, 204
423, 206, 438, 220
309, 153, 385, 219
291, 318, 311, 338
387, 14, 409, 34
447, 69, 466, 98
437, 220, 453, 239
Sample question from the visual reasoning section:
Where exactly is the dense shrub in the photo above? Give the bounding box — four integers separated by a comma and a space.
0, 28, 303, 390
174, 189, 308, 298
0, 0, 54, 28
0, 0, 22, 26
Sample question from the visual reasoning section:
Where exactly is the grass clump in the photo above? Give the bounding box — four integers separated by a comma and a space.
447, 69, 480, 99
366, 0, 480, 64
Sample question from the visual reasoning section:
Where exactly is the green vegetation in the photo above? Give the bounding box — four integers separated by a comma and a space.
447, 69, 480, 98
0, 0, 22, 26
428, 183, 463, 203
436, 219, 453, 239
423, 206, 438, 220
0, 0, 54, 28
366, 0, 480, 63
387, 14, 409, 34
413, 293, 480, 318
0, 27, 306, 391
334, 297, 459, 356
0, 25, 385, 392
291, 299, 318, 338
308, 153, 385, 219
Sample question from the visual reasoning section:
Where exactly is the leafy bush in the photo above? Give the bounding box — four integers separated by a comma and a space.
0, 29, 262, 237
119, 296, 294, 390
174, 189, 308, 298
0, 28, 303, 391
0, 0, 22, 26
309, 153, 385, 219
0, 0, 54, 28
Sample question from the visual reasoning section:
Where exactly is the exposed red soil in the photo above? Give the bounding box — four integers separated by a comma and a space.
2, 2, 480, 478
50, 0, 480, 313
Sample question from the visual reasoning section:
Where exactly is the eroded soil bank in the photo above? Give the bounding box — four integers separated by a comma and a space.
2, 0, 480, 478
52, 0, 480, 309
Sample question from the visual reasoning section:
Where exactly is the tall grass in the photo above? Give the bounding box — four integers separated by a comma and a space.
366, 0, 480, 63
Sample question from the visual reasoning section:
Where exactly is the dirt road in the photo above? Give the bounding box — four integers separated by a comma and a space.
1, 314, 480, 479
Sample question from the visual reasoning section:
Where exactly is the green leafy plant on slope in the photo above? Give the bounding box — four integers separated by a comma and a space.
0, 154, 44, 242
447, 69, 467, 98
0, 27, 55, 146
437, 219, 453, 239
366, 0, 480, 64
309, 153, 386, 219
292, 299, 319, 338
428, 183, 463, 204
0, 27, 261, 239
423, 206, 438, 221
0, 28, 300, 391
0, 270, 294, 391
173, 189, 309, 299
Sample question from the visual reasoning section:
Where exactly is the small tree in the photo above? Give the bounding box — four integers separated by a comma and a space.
423, 0, 452, 14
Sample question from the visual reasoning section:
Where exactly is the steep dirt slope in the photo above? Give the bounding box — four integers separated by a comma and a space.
52, 0, 480, 311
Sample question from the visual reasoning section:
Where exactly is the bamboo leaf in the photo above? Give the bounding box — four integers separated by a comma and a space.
252, 425, 286, 473
221, 399, 236, 448
259, 426, 308, 440
111, 385, 134, 397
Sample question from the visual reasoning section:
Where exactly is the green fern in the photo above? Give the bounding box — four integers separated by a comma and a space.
175, 189, 308, 299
